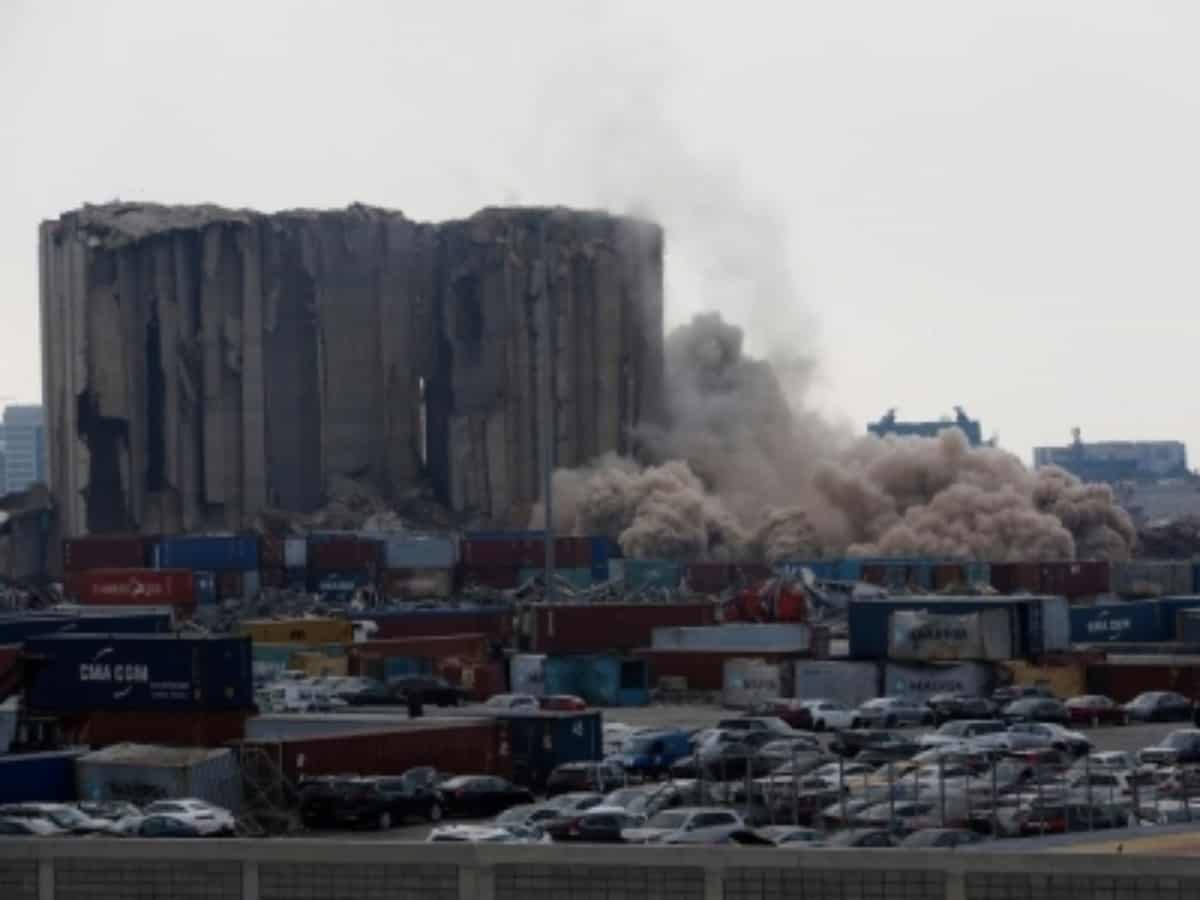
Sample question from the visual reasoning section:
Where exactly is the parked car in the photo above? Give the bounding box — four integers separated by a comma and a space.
1124, 692, 1194, 723
483, 692, 540, 710
1006, 722, 1092, 757
539, 694, 587, 712
141, 799, 235, 836
136, 814, 205, 838
390, 675, 469, 707
752, 698, 814, 730
992, 685, 1054, 706
926, 694, 996, 724
427, 824, 546, 844
76, 801, 141, 823
494, 803, 564, 830
543, 806, 644, 843
542, 791, 604, 815
0, 803, 114, 835
800, 699, 858, 732
1068, 751, 1137, 774
824, 828, 895, 847
0, 817, 60, 836
759, 825, 821, 846
300, 773, 443, 829
852, 697, 933, 729
661, 825, 774, 846
830, 729, 920, 761
612, 729, 693, 777
545, 760, 630, 796
1001, 698, 1069, 726
620, 807, 744, 844
1065, 695, 1129, 727
900, 827, 983, 848
917, 719, 1006, 750
756, 738, 823, 772
715, 716, 801, 736
436, 776, 534, 818
338, 679, 396, 706
1139, 730, 1200, 767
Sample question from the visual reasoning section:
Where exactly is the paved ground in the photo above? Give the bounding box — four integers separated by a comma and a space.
301, 703, 1189, 844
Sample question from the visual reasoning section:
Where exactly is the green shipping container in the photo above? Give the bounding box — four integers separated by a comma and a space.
619, 560, 682, 591
492, 710, 602, 788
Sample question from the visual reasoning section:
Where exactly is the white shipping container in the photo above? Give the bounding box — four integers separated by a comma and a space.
793, 660, 880, 707
722, 658, 785, 710
888, 608, 1013, 661
284, 539, 308, 569
1038, 596, 1071, 652
883, 661, 994, 703
76, 743, 242, 813
242, 570, 261, 599
652, 623, 811, 653
383, 536, 458, 569
509, 654, 546, 697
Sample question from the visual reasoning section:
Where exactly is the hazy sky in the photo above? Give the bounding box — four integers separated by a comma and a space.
3, 1, 1197, 466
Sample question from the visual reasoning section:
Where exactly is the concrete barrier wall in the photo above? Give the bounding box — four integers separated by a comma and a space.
1, 839, 1199, 900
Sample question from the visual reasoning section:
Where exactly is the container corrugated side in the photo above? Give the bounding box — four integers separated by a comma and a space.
284, 538, 308, 569
381, 569, 453, 599
66, 569, 195, 607
58, 709, 249, 747
509, 654, 546, 697
241, 618, 354, 645
793, 660, 880, 707
76, 746, 242, 812
1085, 661, 1200, 703
1154, 596, 1200, 640
1070, 601, 1165, 643
23, 634, 254, 712
64, 536, 150, 572
494, 711, 602, 787
0, 611, 171, 644
634, 648, 805, 691
517, 568, 595, 591
882, 661, 995, 702
1113, 561, 1195, 597
621, 560, 683, 591
651, 623, 811, 653
849, 597, 1028, 660
377, 535, 458, 569
722, 659, 788, 709
532, 603, 715, 654
365, 607, 513, 642
0, 751, 84, 803
155, 535, 260, 572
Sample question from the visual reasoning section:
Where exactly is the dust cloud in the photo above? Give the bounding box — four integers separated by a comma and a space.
537, 312, 1136, 563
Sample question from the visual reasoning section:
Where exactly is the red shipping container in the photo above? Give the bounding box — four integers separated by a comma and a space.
367, 609, 513, 642
989, 562, 1042, 594
217, 571, 243, 599
65, 569, 195, 606
309, 538, 382, 573
460, 566, 521, 590
932, 564, 968, 591
260, 568, 286, 589
59, 709, 249, 748
241, 720, 510, 781
462, 537, 591, 568
686, 563, 733, 593
1038, 561, 1111, 598
532, 603, 717, 654
63, 536, 149, 572
349, 633, 489, 665
0, 644, 19, 701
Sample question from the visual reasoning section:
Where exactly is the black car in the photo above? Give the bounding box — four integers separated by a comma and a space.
436, 775, 534, 818
137, 815, 203, 838
1139, 729, 1200, 766
1001, 698, 1069, 725
387, 675, 468, 707
1124, 691, 1194, 723
829, 729, 919, 761
824, 828, 895, 848
340, 680, 395, 706
992, 685, 1053, 706
300, 772, 443, 830
927, 693, 996, 724
545, 761, 631, 797
543, 808, 644, 843
900, 827, 984, 848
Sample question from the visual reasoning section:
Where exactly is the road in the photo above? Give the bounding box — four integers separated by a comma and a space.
303, 703, 1191, 843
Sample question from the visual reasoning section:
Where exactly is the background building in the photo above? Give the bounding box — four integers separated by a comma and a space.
867, 407, 986, 446
1033, 430, 1189, 483
40, 203, 663, 537
1, 405, 45, 494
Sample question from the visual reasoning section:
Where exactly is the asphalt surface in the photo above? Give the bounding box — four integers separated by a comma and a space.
301, 704, 1191, 844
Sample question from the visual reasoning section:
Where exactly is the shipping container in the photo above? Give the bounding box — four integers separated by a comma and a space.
364, 607, 514, 642
1112, 561, 1194, 598
240, 718, 509, 781
290, 651, 349, 678
1195, 563, 1200, 594
460, 565, 521, 590
241, 618, 354, 645
517, 568, 595, 591
1154, 597, 1200, 640
59, 709, 250, 748
0, 750, 84, 803
63, 535, 150, 572
23, 633, 253, 713
491, 710, 602, 787
76, 743, 242, 812
1069, 601, 1165, 643
195, 571, 217, 605
308, 570, 372, 601
509, 654, 546, 697
155, 535, 260, 572
635, 648, 805, 692
373, 535, 458, 569
66, 569, 195, 607
531, 603, 715, 654
307, 537, 383, 574
651, 623, 812, 653
1179, 610, 1200, 645
998, 659, 1087, 699
539, 655, 649, 707
882, 661, 994, 702
1086, 661, 1200, 703
722, 658, 788, 709
618, 559, 683, 591
260, 536, 285, 570
284, 538, 308, 569
683, 563, 773, 594
462, 533, 592, 568
1036, 561, 1113, 599
887, 608, 1013, 661
0, 610, 172, 645
793, 660, 880, 707
346, 634, 489, 673
459, 660, 506, 702
381, 568, 453, 599
861, 560, 935, 591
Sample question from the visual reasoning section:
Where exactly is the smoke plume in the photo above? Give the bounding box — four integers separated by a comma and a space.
538, 312, 1136, 563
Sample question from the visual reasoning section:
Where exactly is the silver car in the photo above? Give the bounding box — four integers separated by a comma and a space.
853, 697, 933, 729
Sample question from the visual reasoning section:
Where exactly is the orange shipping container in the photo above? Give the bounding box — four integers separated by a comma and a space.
66, 569, 195, 607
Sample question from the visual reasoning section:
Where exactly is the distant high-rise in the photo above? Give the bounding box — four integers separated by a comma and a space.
2, 405, 47, 494
867, 407, 986, 447
1033, 429, 1189, 483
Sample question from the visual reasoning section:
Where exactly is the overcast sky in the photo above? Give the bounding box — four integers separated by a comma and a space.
3, 1, 1197, 466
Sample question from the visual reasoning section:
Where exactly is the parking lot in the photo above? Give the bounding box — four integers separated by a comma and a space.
303, 703, 1190, 844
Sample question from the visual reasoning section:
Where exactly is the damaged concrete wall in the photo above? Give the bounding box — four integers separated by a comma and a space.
40, 203, 663, 537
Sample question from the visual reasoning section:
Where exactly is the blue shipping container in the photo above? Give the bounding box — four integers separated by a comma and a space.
23, 634, 254, 712
383, 656, 434, 679
0, 750, 84, 803
1069, 601, 1165, 643
1155, 596, 1200, 640
195, 572, 217, 606
492, 710, 603, 787
621, 560, 683, 591
155, 535, 260, 572
543, 655, 649, 707
0, 611, 171, 645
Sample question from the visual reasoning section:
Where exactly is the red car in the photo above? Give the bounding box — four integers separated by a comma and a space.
1065, 695, 1129, 727
751, 698, 815, 731
539, 694, 588, 711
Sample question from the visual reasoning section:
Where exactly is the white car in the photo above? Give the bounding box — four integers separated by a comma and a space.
620, 807, 743, 844
484, 694, 540, 710
799, 700, 857, 731
0, 816, 62, 836
427, 824, 548, 843
141, 799, 236, 836
0, 803, 114, 835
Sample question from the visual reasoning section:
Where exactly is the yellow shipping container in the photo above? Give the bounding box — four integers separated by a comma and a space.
999, 659, 1087, 698
289, 651, 349, 677
241, 618, 354, 645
